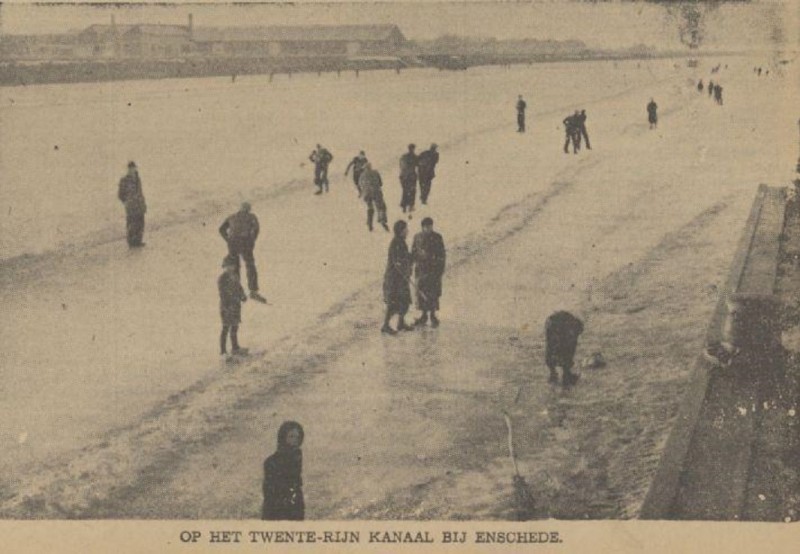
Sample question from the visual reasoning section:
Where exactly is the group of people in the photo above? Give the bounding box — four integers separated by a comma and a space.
562, 109, 591, 154
703, 79, 724, 105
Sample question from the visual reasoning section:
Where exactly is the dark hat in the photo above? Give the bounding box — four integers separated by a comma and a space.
277, 420, 304, 449
408, 143, 416, 150
421, 217, 434, 227
127, 161, 137, 168
393, 219, 407, 236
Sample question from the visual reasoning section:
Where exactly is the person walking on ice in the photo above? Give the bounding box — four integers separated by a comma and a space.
411, 217, 446, 328
417, 143, 440, 205
117, 161, 147, 248
219, 202, 267, 303
344, 150, 368, 196
261, 421, 305, 520
399, 143, 419, 213
218, 255, 248, 358
577, 110, 591, 150
358, 162, 389, 232
545, 310, 584, 387
382, 220, 414, 335
309, 144, 333, 195
563, 111, 580, 154
516, 94, 527, 133
647, 98, 658, 129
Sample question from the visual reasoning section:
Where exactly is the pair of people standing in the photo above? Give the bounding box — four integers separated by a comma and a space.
382, 217, 446, 334
399, 143, 440, 212
346, 151, 389, 232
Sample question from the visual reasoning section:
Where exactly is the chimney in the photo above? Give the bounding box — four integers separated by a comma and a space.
188, 13, 193, 39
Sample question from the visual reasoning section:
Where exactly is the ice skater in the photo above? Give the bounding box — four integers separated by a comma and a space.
411, 217, 446, 328
544, 311, 584, 387
382, 220, 414, 335
516, 94, 527, 132
261, 421, 305, 521
708, 80, 714, 97
713, 84, 723, 105
358, 162, 389, 232
309, 144, 333, 195
117, 161, 147, 248
697, 79, 704, 93
344, 150, 368, 196
647, 98, 658, 129
417, 143, 440, 205
577, 109, 591, 150
563, 111, 580, 154
219, 202, 267, 303
218, 255, 248, 358
399, 144, 418, 213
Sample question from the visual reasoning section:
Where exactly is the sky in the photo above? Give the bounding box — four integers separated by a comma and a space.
0, 1, 796, 51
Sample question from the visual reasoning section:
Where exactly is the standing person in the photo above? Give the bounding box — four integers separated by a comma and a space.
647, 98, 658, 129
544, 311, 584, 387
261, 421, 305, 521
218, 255, 248, 358
708, 80, 714, 97
219, 202, 267, 303
411, 218, 446, 328
399, 144, 418, 213
117, 161, 147, 248
563, 111, 579, 154
714, 84, 723, 105
577, 110, 591, 150
382, 220, 414, 335
344, 150, 368, 196
309, 144, 333, 195
417, 144, 440, 205
358, 162, 389, 232
697, 79, 704, 93
516, 94, 527, 133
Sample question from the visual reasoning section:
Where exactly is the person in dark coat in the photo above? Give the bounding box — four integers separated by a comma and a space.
358, 162, 389, 232
516, 95, 527, 132
708, 80, 714, 97
117, 161, 147, 248
544, 311, 584, 387
563, 111, 580, 154
309, 144, 333, 195
218, 255, 248, 356
399, 144, 418, 213
577, 110, 591, 150
697, 79, 704, 93
344, 150, 368, 195
417, 144, 440, 205
261, 421, 305, 521
714, 84, 723, 105
382, 220, 414, 335
411, 218, 446, 328
647, 98, 658, 129
219, 202, 266, 303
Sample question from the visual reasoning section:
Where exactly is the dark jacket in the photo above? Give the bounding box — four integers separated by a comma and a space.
399, 152, 418, 180
310, 148, 333, 168
358, 168, 384, 202
516, 99, 526, 113
218, 270, 246, 326
345, 155, 368, 177
262, 423, 304, 521
219, 211, 259, 244
118, 173, 146, 216
383, 236, 412, 309
545, 311, 584, 368
417, 150, 440, 180
647, 101, 658, 117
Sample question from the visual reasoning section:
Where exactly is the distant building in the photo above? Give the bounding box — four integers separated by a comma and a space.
192, 24, 408, 58
77, 23, 191, 59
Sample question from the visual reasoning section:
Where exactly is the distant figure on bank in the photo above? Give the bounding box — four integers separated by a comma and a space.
309, 144, 333, 195
219, 202, 267, 303
545, 311, 584, 387
344, 150, 369, 195
577, 110, 591, 150
358, 162, 389, 232
382, 220, 414, 335
708, 80, 714, 97
262, 421, 305, 521
417, 143, 440, 205
399, 144, 419, 213
118, 161, 147, 248
411, 218, 446, 328
563, 111, 580, 154
516, 95, 527, 133
714, 84, 723, 105
218, 255, 248, 357
647, 98, 658, 129
697, 79, 704, 93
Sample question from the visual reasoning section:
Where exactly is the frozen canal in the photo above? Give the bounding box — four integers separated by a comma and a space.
0, 56, 796, 517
